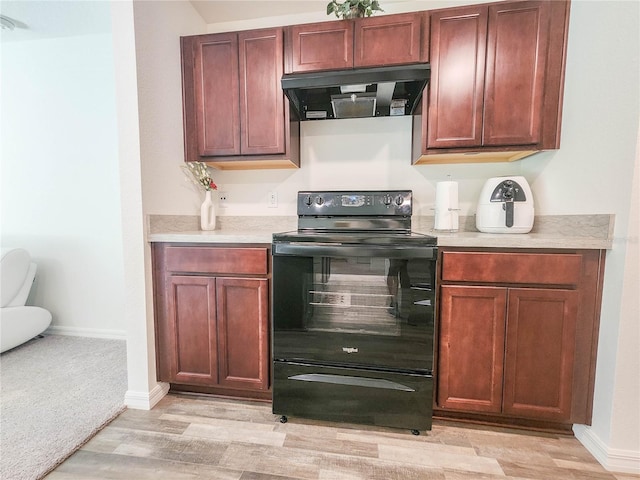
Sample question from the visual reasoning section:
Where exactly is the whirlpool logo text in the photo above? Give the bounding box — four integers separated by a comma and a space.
342, 347, 359, 354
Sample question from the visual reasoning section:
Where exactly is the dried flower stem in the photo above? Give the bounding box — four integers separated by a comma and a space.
182, 162, 217, 191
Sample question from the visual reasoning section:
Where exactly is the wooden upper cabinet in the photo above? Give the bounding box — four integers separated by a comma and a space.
354, 12, 427, 67
428, 1, 549, 149
286, 20, 353, 73
285, 13, 427, 73
238, 29, 286, 156
193, 33, 241, 156
483, 1, 550, 146
416, 0, 569, 163
182, 28, 299, 169
427, 6, 488, 149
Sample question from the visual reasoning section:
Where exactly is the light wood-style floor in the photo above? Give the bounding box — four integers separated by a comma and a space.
46, 394, 637, 480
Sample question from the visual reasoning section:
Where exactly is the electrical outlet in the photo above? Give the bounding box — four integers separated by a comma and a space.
268, 191, 278, 208
218, 191, 228, 208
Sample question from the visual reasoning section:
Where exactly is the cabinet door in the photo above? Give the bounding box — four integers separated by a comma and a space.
427, 6, 487, 148
193, 33, 241, 156
286, 21, 353, 73
483, 1, 550, 146
503, 288, 578, 421
166, 275, 218, 385
239, 28, 285, 155
437, 285, 506, 413
216, 278, 269, 391
354, 13, 426, 67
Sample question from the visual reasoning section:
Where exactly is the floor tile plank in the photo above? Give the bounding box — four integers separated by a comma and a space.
45, 394, 636, 480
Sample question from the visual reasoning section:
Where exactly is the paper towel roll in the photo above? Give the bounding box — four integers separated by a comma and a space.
434, 181, 459, 231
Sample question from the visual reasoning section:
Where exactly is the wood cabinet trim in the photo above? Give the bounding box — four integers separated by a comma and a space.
164, 246, 268, 275
540, 0, 571, 149
441, 251, 583, 285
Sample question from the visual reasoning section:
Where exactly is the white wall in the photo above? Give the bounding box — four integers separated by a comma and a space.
118, 0, 207, 408
132, 0, 207, 215
527, 1, 639, 473
0, 31, 126, 338
610, 124, 639, 455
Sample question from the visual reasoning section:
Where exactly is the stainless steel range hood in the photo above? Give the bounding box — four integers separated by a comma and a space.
281, 64, 430, 121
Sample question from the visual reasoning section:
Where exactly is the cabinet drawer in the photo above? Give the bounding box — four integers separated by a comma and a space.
441, 251, 582, 285
164, 246, 268, 275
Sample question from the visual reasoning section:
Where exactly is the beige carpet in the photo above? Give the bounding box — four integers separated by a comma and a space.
0, 334, 127, 480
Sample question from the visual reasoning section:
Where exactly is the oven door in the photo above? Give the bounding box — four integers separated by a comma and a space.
272, 242, 436, 373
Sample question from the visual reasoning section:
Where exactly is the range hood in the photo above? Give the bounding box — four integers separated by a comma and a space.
281, 64, 430, 121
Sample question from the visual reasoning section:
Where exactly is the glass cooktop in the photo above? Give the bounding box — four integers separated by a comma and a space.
272, 230, 437, 246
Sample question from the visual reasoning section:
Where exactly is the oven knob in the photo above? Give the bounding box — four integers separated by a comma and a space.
383, 195, 392, 206
395, 195, 404, 206
315, 196, 324, 206
304, 195, 313, 206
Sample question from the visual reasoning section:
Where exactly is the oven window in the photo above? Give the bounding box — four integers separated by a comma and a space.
308, 257, 411, 336
273, 254, 434, 337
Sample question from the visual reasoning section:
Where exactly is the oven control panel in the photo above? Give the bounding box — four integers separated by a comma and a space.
297, 190, 412, 216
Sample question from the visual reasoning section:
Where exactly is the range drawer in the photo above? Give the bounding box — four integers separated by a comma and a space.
441, 251, 582, 286
164, 246, 268, 275
273, 361, 433, 431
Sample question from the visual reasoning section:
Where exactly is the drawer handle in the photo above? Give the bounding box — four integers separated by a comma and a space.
289, 374, 415, 392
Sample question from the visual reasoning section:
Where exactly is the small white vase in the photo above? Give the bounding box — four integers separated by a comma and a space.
200, 190, 216, 230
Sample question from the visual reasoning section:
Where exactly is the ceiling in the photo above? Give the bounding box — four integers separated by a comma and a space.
189, 1, 329, 24
0, 1, 111, 43
0, 0, 417, 43
0, 1, 332, 43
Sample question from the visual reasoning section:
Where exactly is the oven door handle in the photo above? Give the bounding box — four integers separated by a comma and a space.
273, 243, 436, 259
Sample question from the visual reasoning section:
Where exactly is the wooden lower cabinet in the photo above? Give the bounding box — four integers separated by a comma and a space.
216, 277, 269, 391
436, 249, 605, 431
153, 244, 271, 400
438, 286, 506, 414
503, 288, 578, 421
167, 275, 219, 386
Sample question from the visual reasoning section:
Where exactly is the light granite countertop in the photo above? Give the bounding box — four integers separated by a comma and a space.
148, 214, 614, 250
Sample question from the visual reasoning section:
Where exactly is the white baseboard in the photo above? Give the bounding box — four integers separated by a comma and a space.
124, 383, 170, 410
45, 325, 127, 340
574, 424, 640, 474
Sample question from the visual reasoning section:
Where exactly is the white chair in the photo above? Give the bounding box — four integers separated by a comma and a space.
1, 248, 52, 353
